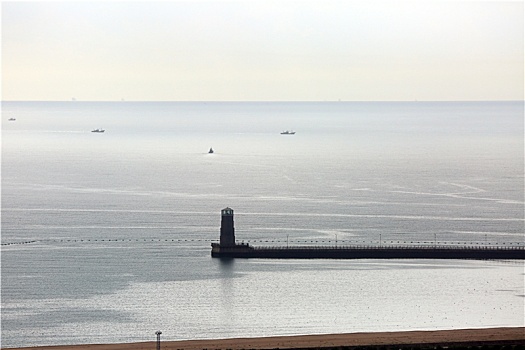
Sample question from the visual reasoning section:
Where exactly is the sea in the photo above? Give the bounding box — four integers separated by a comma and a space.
1, 101, 524, 348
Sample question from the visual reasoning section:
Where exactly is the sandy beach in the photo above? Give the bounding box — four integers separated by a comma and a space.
5, 327, 524, 350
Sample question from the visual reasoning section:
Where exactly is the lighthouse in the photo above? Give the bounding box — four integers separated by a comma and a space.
212, 207, 253, 257
220, 207, 235, 246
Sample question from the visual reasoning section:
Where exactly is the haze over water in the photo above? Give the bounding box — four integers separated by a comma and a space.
1, 101, 524, 348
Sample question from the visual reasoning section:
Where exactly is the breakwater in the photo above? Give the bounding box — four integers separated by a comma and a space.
211, 208, 524, 260
211, 243, 525, 259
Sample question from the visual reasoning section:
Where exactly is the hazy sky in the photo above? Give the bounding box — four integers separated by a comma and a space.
2, 1, 523, 101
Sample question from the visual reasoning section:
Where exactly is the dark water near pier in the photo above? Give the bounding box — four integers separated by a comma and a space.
2, 101, 524, 347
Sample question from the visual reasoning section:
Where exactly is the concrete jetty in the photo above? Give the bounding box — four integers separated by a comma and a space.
211, 208, 524, 260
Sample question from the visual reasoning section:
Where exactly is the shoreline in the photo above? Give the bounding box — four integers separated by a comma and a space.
4, 327, 524, 350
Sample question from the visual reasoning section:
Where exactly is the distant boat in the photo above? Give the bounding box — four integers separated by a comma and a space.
8, 118, 16, 121
280, 130, 295, 135
91, 128, 105, 133
208, 147, 214, 154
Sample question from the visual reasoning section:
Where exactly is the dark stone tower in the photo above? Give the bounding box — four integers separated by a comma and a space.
220, 207, 235, 246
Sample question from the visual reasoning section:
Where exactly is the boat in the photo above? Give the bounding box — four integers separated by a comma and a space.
91, 128, 105, 133
208, 147, 214, 154
8, 118, 16, 121
280, 130, 295, 135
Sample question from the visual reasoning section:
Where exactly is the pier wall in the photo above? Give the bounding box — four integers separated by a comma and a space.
211, 244, 525, 260
210, 209, 524, 260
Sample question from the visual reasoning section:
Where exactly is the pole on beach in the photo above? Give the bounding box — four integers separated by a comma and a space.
155, 331, 162, 350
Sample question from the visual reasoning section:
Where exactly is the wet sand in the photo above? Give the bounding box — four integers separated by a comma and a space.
4, 327, 524, 350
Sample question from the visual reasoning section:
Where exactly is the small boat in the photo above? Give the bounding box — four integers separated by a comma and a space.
91, 128, 105, 133
208, 147, 214, 154
8, 118, 16, 121
280, 130, 295, 135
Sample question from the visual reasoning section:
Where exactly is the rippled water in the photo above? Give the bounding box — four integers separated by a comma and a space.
2, 101, 524, 347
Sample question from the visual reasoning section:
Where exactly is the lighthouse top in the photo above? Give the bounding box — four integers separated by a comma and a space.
222, 207, 233, 216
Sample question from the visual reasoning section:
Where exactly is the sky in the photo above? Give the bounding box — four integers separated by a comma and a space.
1, 1, 523, 101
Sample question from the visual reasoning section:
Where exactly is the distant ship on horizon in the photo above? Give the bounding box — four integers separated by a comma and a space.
91, 128, 105, 133
280, 130, 295, 135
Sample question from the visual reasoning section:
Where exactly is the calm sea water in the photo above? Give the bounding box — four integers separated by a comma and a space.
1, 101, 524, 348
